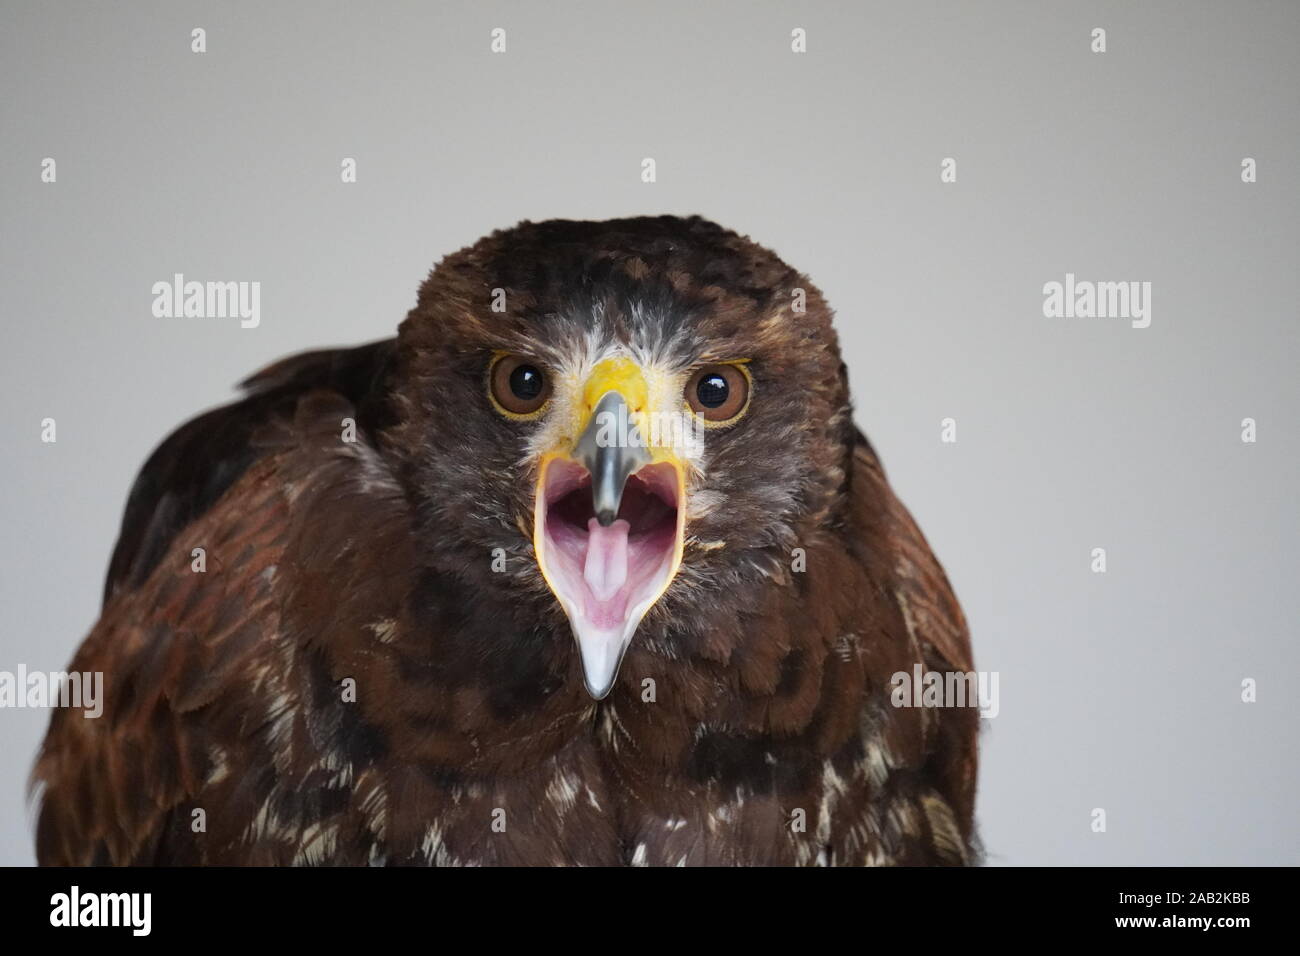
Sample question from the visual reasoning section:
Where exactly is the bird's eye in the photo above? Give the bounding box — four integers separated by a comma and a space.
489, 355, 552, 418
686, 364, 750, 423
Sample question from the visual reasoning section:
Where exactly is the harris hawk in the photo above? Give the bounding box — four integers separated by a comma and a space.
33, 216, 979, 866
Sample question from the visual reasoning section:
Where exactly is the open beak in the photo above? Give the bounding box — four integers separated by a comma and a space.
533, 359, 687, 699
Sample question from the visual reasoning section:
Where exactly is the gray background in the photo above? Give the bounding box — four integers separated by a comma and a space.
1, 0, 1296, 866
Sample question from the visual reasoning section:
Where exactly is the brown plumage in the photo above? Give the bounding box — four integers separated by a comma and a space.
33, 216, 978, 866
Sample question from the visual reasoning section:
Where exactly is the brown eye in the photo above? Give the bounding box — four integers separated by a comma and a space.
490, 355, 551, 417
686, 364, 750, 423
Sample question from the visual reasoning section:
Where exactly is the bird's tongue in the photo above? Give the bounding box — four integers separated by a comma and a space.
583, 517, 629, 602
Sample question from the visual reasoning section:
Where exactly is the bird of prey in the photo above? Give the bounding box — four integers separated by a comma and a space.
33, 216, 978, 866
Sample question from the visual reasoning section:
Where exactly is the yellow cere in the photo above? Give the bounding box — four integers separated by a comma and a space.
577, 356, 684, 465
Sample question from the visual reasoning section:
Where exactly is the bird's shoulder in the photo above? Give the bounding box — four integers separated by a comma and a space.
847, 430, 980, 856
103, 338, 398, 605
849, 431, 972, 674
34, 341, 412, 864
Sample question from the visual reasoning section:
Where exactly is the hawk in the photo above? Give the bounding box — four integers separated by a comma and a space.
33, 216, 979, 865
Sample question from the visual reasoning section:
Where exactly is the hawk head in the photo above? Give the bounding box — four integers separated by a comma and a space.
388, 216, 852, 699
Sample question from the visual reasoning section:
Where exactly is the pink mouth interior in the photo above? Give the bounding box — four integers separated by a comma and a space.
540, 460, 679, 630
